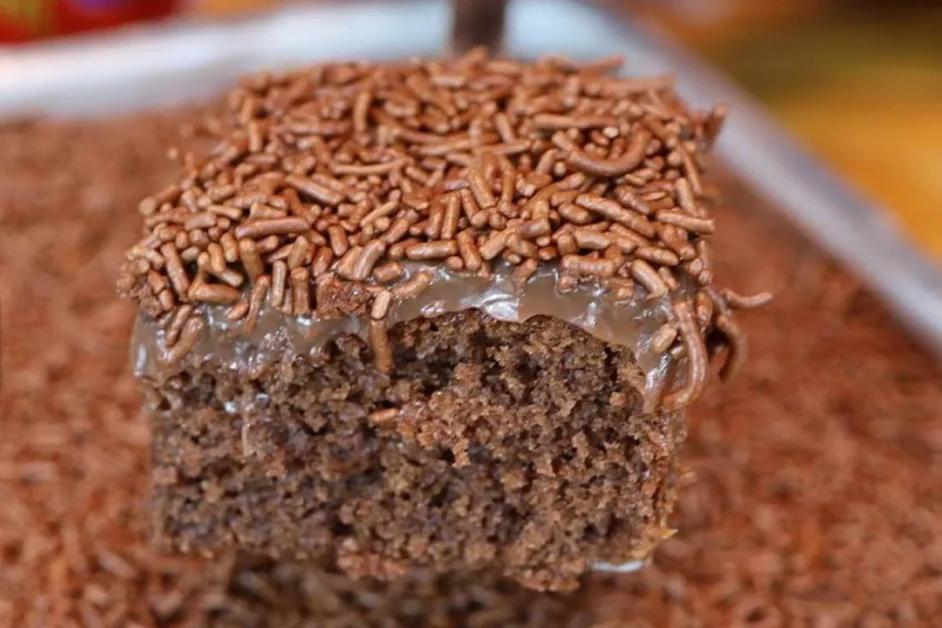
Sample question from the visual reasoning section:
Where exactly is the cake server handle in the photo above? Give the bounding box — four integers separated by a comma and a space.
592, 559, 645, 573
450, 0, 508, 55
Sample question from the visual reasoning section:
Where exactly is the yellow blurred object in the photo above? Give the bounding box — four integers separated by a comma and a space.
778, 83, 942, 256
618, 0, 823, 47
631, 0, 942, 258
197, 0, 277, 14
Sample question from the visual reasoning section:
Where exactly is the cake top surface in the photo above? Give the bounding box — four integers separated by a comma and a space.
118, 49, 768, 409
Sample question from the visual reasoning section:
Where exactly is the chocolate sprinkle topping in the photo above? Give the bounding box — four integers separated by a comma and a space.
118, 50, 766, 407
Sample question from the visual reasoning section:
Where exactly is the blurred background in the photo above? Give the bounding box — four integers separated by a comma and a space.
5, 0, 936, 256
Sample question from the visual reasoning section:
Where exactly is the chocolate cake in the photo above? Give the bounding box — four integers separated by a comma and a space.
117, 51, 766, 591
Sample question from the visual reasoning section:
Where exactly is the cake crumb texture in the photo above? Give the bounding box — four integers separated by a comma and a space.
145, 309, 681, 591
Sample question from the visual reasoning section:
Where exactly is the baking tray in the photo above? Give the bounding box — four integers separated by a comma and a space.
2, 0, 940, 358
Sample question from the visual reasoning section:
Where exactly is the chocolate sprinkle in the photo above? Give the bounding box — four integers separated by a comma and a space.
117, 51, 763, 408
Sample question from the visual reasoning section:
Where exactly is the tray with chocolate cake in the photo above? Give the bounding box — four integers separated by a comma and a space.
3, 1, 941, 625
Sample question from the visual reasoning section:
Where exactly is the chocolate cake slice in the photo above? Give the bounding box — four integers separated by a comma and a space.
118, 51, 766, 591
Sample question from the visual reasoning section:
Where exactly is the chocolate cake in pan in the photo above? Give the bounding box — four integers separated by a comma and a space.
118, 51, 766, 591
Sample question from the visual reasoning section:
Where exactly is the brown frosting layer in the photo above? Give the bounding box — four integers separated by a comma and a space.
133, 260, 685, 411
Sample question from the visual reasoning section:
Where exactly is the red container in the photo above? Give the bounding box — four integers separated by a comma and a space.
0, 0, 183, 43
